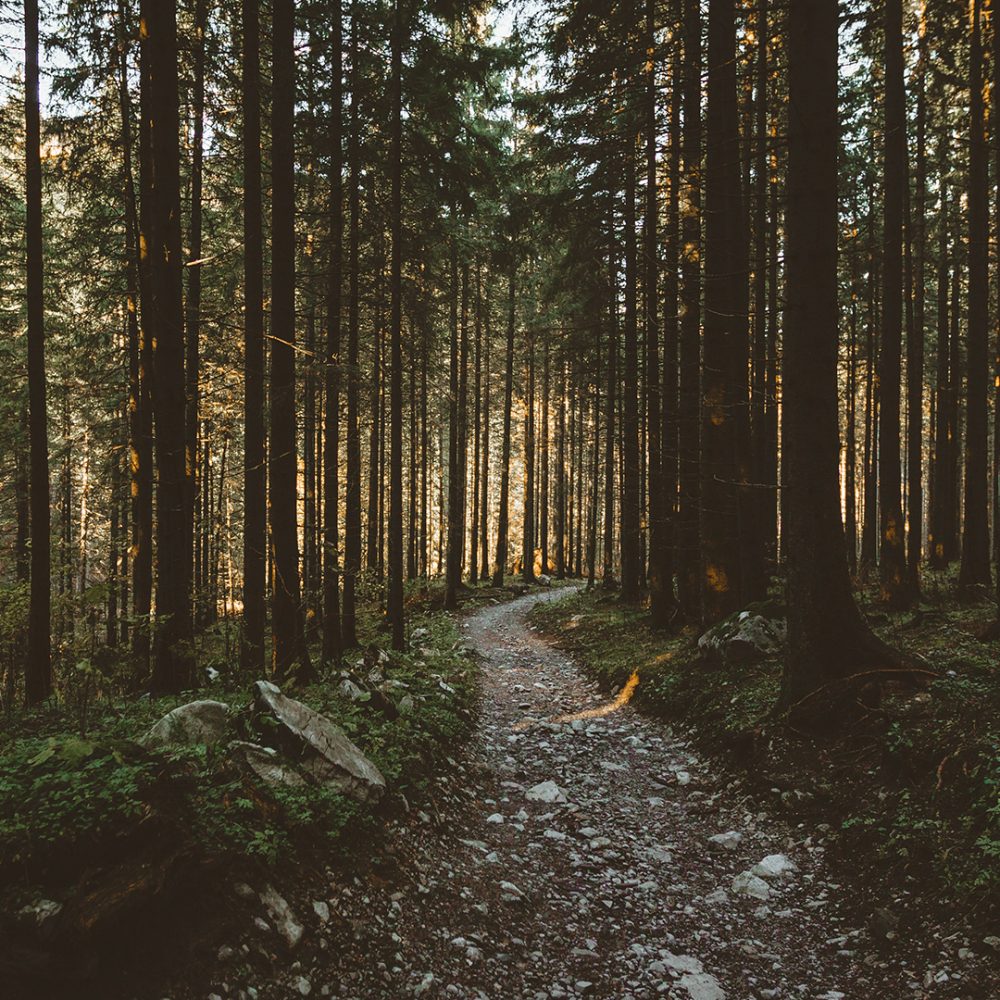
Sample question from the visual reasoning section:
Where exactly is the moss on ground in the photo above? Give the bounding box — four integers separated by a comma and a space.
0, 604, 479, 906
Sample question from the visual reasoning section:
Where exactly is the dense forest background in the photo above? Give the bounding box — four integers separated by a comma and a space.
2, 0, 1000, 714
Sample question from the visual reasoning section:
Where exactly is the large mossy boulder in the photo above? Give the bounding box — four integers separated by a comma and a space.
142, 699, 230, 748
251, 681, 386, 803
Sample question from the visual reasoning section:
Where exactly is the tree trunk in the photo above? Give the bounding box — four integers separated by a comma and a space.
387, 0, 405, 648
270, 0, 312, 683
493, 260, 516, 585
24, 0, 50, 703
906, 14, 926, 594
323, 0, 344, 662
702, 0, 748, 622
470, 265, 482, 584
143, 0, 194, 693
523, 322, 537, 584
781, 0, 897, 716
645, 0, 673, 624
479, 280, 491, 580
878, 0, 908, 608
241, 0, 266, 675
959, 0, 993, 592
342, 0, 362, 644
677, 0, 701, 618
186, 0, 206, 624
621, 140, 642, 602
603, 202, 617, 589
446, 236, 462, 608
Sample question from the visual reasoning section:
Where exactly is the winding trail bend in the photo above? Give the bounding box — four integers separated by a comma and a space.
301, 589, 962, 999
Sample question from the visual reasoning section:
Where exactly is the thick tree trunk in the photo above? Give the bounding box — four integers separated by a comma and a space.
387, 0, 405, 649
186, 0, 205, 623
241, 0, 266, 675
603, 213, 617, 590
781, 0, 897, 717
270, 0, 312, 683
24, 0, 50, 704
702, 0, 749, 622
143, 0, 194, 693
959, 0, 993, 592
115, 3, 152, 675
342, 0, 362, 644
906, 18, 926, 594
677, 0, 701, 618
878, 0, 908, 608
322, 0, 344, 663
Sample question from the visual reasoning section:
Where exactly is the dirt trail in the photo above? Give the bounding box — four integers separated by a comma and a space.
215, 589, 990, 999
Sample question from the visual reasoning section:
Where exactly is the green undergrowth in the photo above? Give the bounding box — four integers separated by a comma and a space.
529, 586, 1000, 917
0, 606, 478, 907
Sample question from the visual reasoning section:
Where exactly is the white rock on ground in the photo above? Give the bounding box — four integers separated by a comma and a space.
752, 854, 798, 879
260, 885, 304, 949
732, 871, 771, 900
708, 831, 742, 852
253, 680, 386, 803
525, 780, 568, 803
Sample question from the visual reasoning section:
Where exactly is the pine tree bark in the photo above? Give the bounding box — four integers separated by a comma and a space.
186, 0, 206, 622
270, 0, 312, 682
620, 143, 642, 601
878, 0, 908, 608
143, 0, 194, 693
645, 0, 673, 624
493, 260, 516, 585
322, 0, 344, 662
470, 265, 482, 584
479, 280, 491, 581
782, 0, 898, 716
677, 0, 701, 618
959, 0, 993, 592
906, 12, 926, 594
24, 0, 50, 704
702, 0, 747, 622
523, 323, 537, 584
241, 0, 266, 675
115, 2, 152, 674
603, 197, 617, 589
387, 0, 405, 648
342, 0, 362, 643
446, 236, 462, 609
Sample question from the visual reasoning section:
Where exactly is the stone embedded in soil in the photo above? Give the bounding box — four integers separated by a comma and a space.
752, 854, 798, 879
260, 885, 304, 949
680, 971, 727, 1000
228, 739, 307, 788
252, 680, 386, 803
142, 699, 230, 748
526, 780, 568, 804
732, 871, 771, 900
708, 830, 742, 852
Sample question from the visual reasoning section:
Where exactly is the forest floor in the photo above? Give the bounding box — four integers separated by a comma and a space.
144, 587, 999, 1000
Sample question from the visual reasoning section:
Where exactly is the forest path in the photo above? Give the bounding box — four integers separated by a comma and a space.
302, 586, 928, 1000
